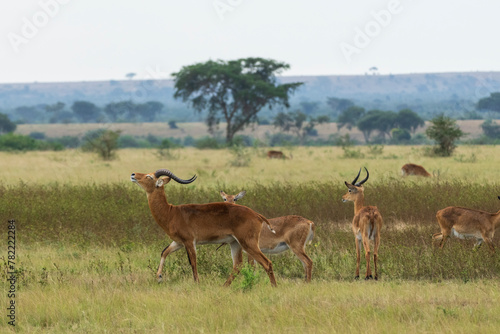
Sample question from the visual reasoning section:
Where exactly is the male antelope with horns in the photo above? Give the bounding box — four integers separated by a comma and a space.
342, 167, 383, 280
131, 169, 277, 287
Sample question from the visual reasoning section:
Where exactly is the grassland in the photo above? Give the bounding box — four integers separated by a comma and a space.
15, 119, 497, 142
1, 145, 500, 333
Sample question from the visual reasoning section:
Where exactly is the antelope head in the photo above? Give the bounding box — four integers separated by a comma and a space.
342, 167, 369, 203
220, 190, 246, 204
131, 169, 197, 194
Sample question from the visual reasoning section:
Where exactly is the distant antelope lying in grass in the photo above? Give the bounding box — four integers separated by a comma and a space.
267, 150, 291, 159
131, 169, 277, 287
342, 168, 383, 280
220, 191, 315, 282
433, 196, 500, 252
401, 163, 432, 177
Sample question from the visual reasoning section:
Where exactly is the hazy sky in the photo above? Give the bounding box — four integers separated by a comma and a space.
1, 0, 499, 83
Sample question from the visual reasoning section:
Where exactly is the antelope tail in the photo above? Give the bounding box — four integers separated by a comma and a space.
259, 214, 276, 234
369, 210, 376, 239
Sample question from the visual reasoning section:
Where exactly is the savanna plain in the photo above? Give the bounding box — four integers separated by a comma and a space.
1, 145, 500, 333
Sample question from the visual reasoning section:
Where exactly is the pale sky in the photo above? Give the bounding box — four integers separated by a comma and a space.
1, 0, 499, 84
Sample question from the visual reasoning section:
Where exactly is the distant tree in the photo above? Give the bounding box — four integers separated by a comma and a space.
168, 120, 178, 129
481, 119, 500, 139
136, 101, 164, 122
172, 57, 303, 143
71, 101, 101, 123
0, 113, 16, 133
477, 92, 500, 112
391, 128, 411, 142
299, 101, 319, 115
357, 110, 397, 142
14, 105, 44, 123
425, 114, 465, 156
337, 106, 365, 130
45, 102, 65, 113
395, 109, 425, 134
273, 110, 328, 144
45, 102, 67, 123
104, 101, 131, 122
326, 97, 354, 116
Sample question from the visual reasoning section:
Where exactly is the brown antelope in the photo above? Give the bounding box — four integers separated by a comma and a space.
220, 191, 315, 282
433, 196, 500, 252
267, 150, 290, 159
401, 163, 432, 177
342, 167, 383, 280
131, 169, 277, 287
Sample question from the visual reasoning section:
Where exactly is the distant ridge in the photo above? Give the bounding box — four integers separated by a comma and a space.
1, 71, 500, 117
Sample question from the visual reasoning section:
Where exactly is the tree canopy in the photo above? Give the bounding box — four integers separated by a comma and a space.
273, 110, 329, 144
337, 106, 365, 130
71, 101, 101, 123
172, 58, 303, 143
0, 113, 16, 134
477, 92, 500, 112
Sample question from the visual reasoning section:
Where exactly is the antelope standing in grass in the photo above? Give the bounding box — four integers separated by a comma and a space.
342, 168, 383, 280
401, 163, 432, 177
433, 196, 500, 252
219, 190, 315, 282
131, 169, 277, 287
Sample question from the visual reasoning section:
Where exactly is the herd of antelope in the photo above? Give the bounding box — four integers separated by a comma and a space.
131, 162, 500, 287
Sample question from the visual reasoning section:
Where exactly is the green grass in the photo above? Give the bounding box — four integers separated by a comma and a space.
2, 243, 500, 332
1, 146, 500, 332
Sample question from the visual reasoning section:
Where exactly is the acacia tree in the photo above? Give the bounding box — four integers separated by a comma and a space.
273, 110, 329, 144
172, 58, 303, 143
477, 92, 500, 112
425, 114, 464, 156
396, 109, 425, 134
337, 106, 365, 130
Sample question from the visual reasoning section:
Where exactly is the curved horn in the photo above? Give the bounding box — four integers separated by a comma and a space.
154, 169, 197, 184
356, 167, 369, 186
351, 168, 361, 185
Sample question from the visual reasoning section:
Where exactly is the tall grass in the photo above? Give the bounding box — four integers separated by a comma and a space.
1, 146, 500, 332
2, 180, 499, 282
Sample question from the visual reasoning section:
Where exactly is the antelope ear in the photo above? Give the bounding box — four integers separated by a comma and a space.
345, 182, 358, 191
498, 196, 500, 200
156, 177, 171, 188
235, 191, 246, 200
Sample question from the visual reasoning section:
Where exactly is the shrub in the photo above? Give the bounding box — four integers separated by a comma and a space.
481, 119, 500, 139
228, 145, 251, 167
156, 139, 182, 160
168, 120, 178, 129
29, 132, 46, 140
51, 136, 80, 148
425, 114, 465, 156
0, 133, 38, 151
194, 136, 221, 149
81, 129, 121, 160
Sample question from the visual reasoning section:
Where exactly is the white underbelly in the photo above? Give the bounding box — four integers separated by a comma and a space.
197, 236, 235, 245
261, 242, 289, 254
452, 228, 482, 240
